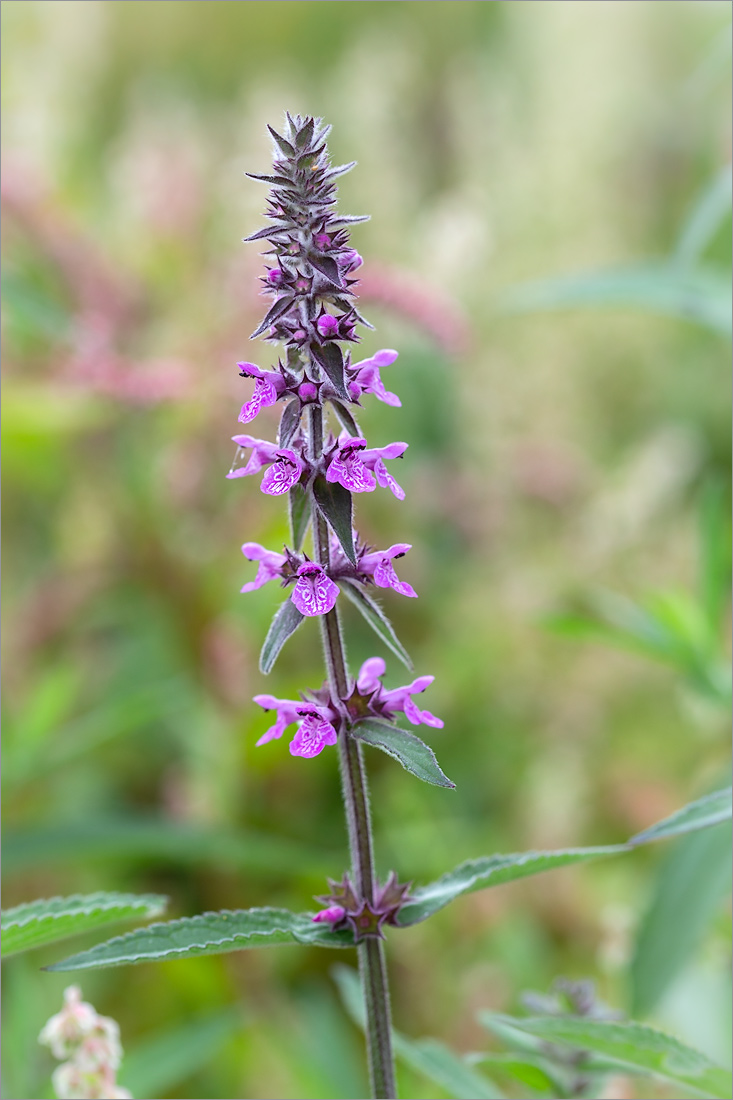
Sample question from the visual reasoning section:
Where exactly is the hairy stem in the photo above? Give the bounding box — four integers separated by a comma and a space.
309, 404, 397, 1099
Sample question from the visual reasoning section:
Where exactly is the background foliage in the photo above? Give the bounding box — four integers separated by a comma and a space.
2, 2, 731, 1098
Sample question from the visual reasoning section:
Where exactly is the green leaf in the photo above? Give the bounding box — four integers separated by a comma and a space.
332, 966, 504, 1099
630, 787, 732, 846
350, 718, 455, 789
288, 482, 311, 551
329, 398, 362, 437
469, 1053, 563, 1094
340, 580, 413, 670
259, 598, 305, 674
631, 822, 733, 1017
500, 263, 732, 335
487, 1016, 733, 1100
398, 846, 625, 926
2, 892, 167, 958
47, 907, 355, 972
121, 1009, 242, 1098
311, 342, 349, 399
278, 399, 301, 447
312, 475, 356, 565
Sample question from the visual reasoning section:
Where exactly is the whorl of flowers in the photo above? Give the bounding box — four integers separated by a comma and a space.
39, 985, 131, 1100
229, 113, 442, 765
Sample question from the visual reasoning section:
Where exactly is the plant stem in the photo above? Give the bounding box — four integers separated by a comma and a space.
309, 404, 397, 1099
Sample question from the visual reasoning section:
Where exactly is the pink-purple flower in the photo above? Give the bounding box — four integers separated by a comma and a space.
237, 361, 287, 424
253, 694, 338, 757
239, 543, 287, 593
357, 657, 443, 728
359, 543, 417, 597
292, 562, 339, 616
228, 434, 305, 495
348, 349, 400, 407
326, 434, 407, 499
312, 905, 346, 923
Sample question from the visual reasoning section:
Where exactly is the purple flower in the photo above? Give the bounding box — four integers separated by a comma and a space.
237, 361, 287, 424
314, 232, 332, 250
360, 543, 417, 597
266, 268, 283, 287
356, 657, 443, 728
253, 695, 338, 757
326, 434, 408, 499
317, 313, 339, 338
337, 248, 363, 272
228, 435, 305, 495
348, 349, 401, 407
312, 905, 346, 924
291, 562, 339, 616
239, 543, 287, 593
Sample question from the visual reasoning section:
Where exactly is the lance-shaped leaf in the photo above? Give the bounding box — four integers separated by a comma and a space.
250, 295, 295, 339
243, 225, 288, 243
311, 341, 349, 400
245, 172, 293, 187
333, 966, 504, 1099
278, 399, 301, 448
484, 1016, 733, 1100
260, 598, 305, 674
630, 786, 732, 845
350, 719, 455, 789
329, 398, 361, 437
47, 907, 355, 972
288, 482, 310, 552
266, 124, 295, 157
397, 845, 625, 926
339, 580, 413, 670
309, 254, 343, 288
2, 892, 167, 958
312, 475, 356, 565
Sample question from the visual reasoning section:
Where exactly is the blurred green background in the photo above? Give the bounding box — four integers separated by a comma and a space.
2, 2, 731, 1098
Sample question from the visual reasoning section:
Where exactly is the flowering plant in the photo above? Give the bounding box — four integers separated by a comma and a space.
37, 116, 733, 1100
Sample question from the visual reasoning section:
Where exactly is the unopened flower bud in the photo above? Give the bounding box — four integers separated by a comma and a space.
314, 232, 332, 249
266, 268, 283, 286
299, 381, 318, 401
317, 314, 339, 338
312, 905, 347, 923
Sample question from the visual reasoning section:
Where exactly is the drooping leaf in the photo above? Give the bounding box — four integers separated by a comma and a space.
339, 580, 413, 670
312, 475, 355, 565
278, 399, 301, 448
309, 254, 343, 287
250, 295, 295, 339
311, 341, 349, 400
121, 1009, 242, 1099
47, 907, 355, 972
486, 1016, 733, 1100
630, 787, 732, 846
398, 846, 625, 926
350, 719, 455, 789
332, 966, 504, 1099
288, 482, 311, 552
631, 822, 732, 1017
260, 598, 305, 674
329, 398, 361, 437
2, 892, 167, 958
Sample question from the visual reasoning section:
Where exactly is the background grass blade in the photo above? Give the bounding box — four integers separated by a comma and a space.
630, 787, 732, 845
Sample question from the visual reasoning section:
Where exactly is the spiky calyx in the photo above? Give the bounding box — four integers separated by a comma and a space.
314, 871, 412, 941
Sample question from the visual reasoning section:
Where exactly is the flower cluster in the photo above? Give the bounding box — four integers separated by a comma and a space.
39, 985, 131, 1100
230, 114, 441, 762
